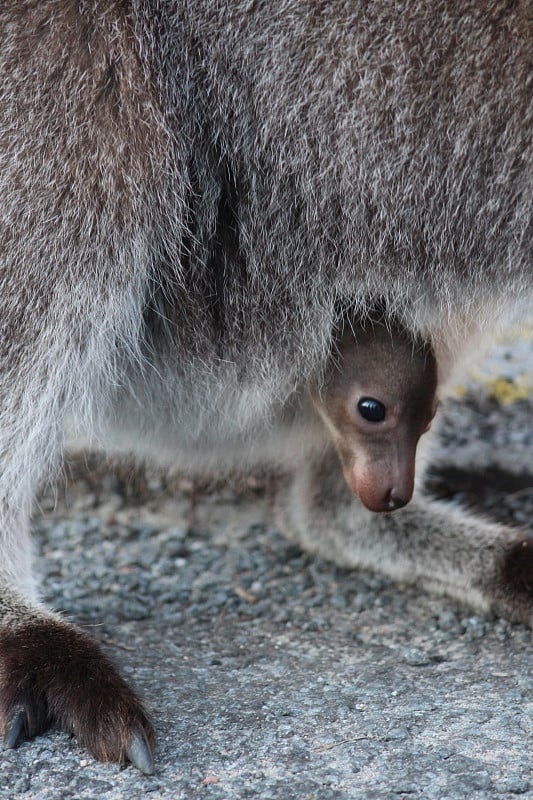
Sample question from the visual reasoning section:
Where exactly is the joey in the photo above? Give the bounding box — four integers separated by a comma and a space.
311, 322, 438, 512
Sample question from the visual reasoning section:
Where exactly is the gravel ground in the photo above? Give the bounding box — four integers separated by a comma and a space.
2, 336, 533, 800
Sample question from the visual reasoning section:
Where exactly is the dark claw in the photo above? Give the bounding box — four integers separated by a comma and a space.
125, 729, 154, 775
3, 710, 27, 749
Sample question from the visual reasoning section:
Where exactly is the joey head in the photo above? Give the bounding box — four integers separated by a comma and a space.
311, 322, 438, 512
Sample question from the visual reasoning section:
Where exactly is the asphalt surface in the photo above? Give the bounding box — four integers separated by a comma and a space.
2, 332, 533, 800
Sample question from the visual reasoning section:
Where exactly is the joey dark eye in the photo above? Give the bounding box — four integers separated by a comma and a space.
357, 397, 386, 422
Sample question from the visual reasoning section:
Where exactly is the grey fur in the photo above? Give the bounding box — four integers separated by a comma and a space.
0, 0, 531, 766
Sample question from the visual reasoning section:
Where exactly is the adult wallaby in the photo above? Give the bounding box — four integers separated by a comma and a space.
0, 0, 531, 774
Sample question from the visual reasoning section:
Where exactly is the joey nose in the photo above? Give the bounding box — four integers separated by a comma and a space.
384, 489, 409, 511
353, 482, 410, 513
348, 457, 415, 512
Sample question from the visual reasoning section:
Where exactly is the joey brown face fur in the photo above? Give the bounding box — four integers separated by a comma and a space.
312, 322, 438, 512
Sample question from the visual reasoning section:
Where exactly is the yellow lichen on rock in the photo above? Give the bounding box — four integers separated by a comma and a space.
485, 377, 531, 405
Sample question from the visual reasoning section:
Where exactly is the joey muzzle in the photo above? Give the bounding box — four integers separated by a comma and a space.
344, 449, 416, 513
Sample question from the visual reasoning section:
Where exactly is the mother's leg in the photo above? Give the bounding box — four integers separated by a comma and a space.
0, 292, 155, 770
